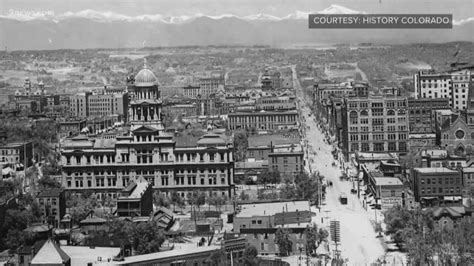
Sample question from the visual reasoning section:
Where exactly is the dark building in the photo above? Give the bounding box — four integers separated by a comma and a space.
37, 188, 66, 227
117, 180, 153, 217
408, 98, 450, 133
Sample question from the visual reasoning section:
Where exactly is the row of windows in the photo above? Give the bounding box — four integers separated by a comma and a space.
420, 177, 461, 185
350, 142, 407, 152
420, 187, 461, 194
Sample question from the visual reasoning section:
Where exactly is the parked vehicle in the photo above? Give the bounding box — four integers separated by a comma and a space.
340, 193, 348, 204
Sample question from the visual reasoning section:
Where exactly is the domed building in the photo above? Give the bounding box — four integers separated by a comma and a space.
128, 64, 164, 132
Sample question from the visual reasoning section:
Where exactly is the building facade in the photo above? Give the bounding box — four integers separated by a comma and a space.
117, 181, 153, 217
412, 168, 463, 202
60, 66, 235, 200
407, 98, 450, 133
342, 95, 409, 158
228, 110, 299, 131
37, 188, 66, 227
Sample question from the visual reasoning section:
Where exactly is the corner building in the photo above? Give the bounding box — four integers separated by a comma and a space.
342, 94, 409, 158
60, 66, 235, 200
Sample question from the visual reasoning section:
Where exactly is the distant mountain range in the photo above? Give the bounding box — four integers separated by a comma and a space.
0, 5, 472, 50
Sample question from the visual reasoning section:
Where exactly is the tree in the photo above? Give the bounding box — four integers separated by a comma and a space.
275, 228, 293, 256
239, 191, 250, 201
233, 130, 248, 161
170, 191, 183, 212
304, 223, 329, 257
207, 249, 226, 266
196, 191, 206, 212
280, 178, 297, 200
128, 220, 166, 255
258, 169, 281, 186
243, 245, 259, 266
153, 192, 170, 208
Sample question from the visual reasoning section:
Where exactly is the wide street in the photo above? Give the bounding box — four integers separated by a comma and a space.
292, 66, 386, 265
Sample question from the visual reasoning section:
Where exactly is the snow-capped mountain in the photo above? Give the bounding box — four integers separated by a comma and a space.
0, 5, 472, 50
318, 4, 365, 14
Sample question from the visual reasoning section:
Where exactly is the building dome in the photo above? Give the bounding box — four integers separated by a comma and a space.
134, 67, 158, 87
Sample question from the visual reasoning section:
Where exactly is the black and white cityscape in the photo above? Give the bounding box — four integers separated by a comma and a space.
0, 0, 473, 265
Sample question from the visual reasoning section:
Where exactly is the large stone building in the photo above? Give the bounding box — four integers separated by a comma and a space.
69, 88, 128, 121
341, 94, 409, 158
60, 66, 235, 200
414, 69, 473, 111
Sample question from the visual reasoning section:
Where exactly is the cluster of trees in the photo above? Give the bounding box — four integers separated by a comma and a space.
275, 223, 329, 257
0, 194, 41, 252
107, 218, 166, 255
0, 118, 59, 162
384, 205, 474, 265
280, 172, 325, 204
153, 191, 228, 213
233, 130, 248, 162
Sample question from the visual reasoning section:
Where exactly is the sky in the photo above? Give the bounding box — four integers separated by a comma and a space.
0, 0, 472, 19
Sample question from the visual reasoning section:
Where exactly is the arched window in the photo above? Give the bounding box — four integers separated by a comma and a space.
360, 110, 368, 116
387, 110, 395, 116
349, 111, 358, 118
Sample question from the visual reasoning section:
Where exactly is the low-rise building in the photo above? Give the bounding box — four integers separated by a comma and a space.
117, 181, 153, 217
234, 201, 312, 256
0, 141, 34, 170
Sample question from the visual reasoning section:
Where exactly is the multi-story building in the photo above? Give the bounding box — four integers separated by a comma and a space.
341, 95, 409, 158
412, 167, 463, 202
255, 96, 296, 111
0, 141, 33, 170
314, 82, 355, 104
414, 71, 452, 101
69, 92, 92, 118
59, 119, 87, 137
407, 98, 450, 133
37, 188, 66, 227
451, 69, 471, 110
228, 110, 299, 131
60, 66, 235, 200
269, 144, 304, 178
69, 89, 128, 121
199, 75, 225, 98
88, 91, 128, 121
182, 85, 200, 99
414, 69, 473, 110
117, 180, 153, 217
234, 201, 311, 256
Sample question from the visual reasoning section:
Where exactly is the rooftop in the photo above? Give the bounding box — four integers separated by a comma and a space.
31, 239, 70, 265
236, 200, 310, 218
374, 177, 403, 186
60, 245, 120, 266
117, 244, 220, 265
248, 134, 300, 147
38, 188, 64, 198
414, 167, 457, 174
119, 181, 149, 200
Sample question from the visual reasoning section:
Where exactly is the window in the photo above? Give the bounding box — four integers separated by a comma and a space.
374, 143, 384, 151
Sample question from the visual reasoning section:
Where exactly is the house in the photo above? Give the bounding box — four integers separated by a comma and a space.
117, 181, 153, 217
